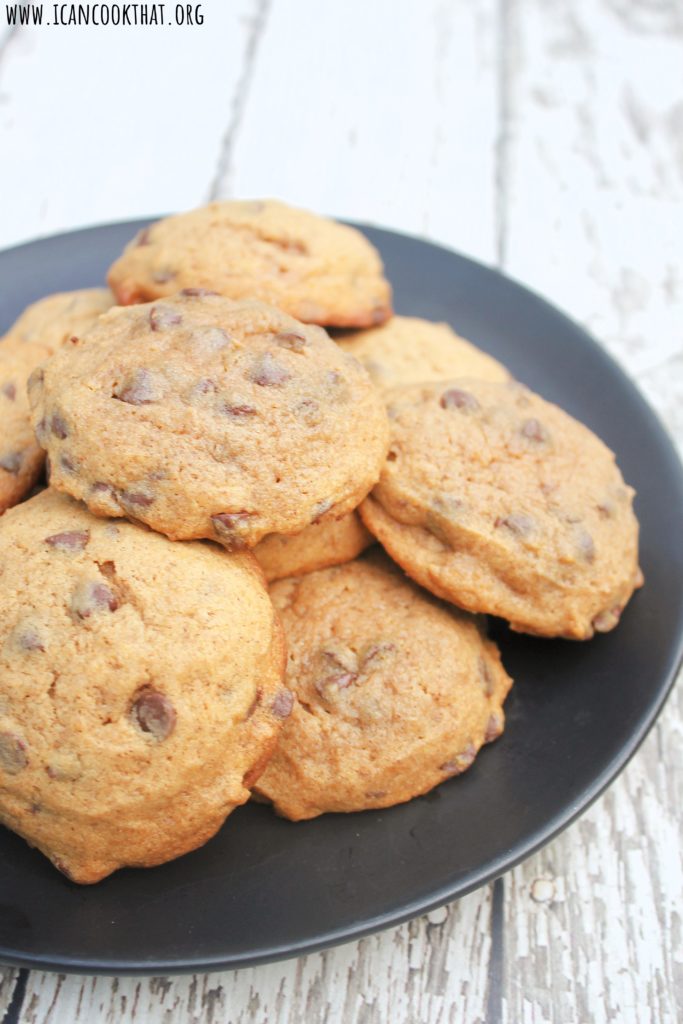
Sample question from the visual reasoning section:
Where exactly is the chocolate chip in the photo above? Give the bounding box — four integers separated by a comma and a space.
592, 606, 622, 633
45, 530, 90, 552
577, 528, 596, 563
386, 449, 398, 462
220, 401, 257, 418
274, 331, 307, 353
16, 626, 45, 652
597, 501, 616, 519
28, 368, 44, 391
114, 368, 163, 405
1, 382, 16, 401
149, 306, 182, 331
362, 642, 396, 667
181, 287, 219, 297
135, 227, 152, 246
119, 490, 154, 508
322, 640, 358, 674
132, 689, 176, 740
271, 689, 294, 719
440, 388, 480, 412
249, 353, 292, 387
71, 581, 119, 619
440, 743, 476, 777
211, 511, 254, 549
296, 398, 322, 427
35, 417, 48, 443
521, 418, 550, 443
151, 269, 176, 284
495, 513, 535, 537
485, 712, 504, 742
51, 414, 68, 439
194, 378, 218, 395
245, 687, 263, 720
60, 454, 76, 473
0, 733, 28, 774
478, 656, 495, 697
92, 481, 116, 497
315, 671, 357, 697
0, 452, 21, 474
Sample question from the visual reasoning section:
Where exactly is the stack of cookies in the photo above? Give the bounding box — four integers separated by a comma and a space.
0, 200, 642, 882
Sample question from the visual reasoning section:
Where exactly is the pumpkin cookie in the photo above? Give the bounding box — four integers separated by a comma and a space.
254, 553, 512, 819
0, 289, 114, 514
0, 489, 288, 883
360, 379, 642, 639
254, 510, 373, 583
29, 293, 389, 549
335, 315, 508, 390
108, 200, 392, 328
2, 288, 114, 353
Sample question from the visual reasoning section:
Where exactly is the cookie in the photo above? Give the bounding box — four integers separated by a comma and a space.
0, 489, 288, 883
335, 315, 509, 390
29, 293, 389, 549
2, 288, 114, 353
254, 553, 512, 819
0, 289, 114, 515
254, 510, 373, 583
360, 379, 642, 640
107, 200, 393, 328
0, 346, 46, 513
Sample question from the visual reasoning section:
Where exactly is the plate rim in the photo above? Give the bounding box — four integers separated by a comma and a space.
0, 218, 681, 975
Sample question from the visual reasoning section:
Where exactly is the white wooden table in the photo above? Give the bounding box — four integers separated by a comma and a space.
0, 2, 681, 1020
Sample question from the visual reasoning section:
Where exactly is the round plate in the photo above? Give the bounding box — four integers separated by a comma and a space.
0, 221, 682, 975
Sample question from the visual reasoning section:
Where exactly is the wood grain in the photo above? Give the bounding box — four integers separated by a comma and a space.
0, 1, 257, 248
0, 0, 681, 1020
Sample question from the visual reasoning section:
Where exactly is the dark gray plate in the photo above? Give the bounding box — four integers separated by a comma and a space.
0, 221, 681, 975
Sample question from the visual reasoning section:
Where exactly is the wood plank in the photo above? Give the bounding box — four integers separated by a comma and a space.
500, 2, 683, 1020
220, 0, 501, 265
500, 0, 683, 376
0, 1, 259, 251
0, 968, 20, 1019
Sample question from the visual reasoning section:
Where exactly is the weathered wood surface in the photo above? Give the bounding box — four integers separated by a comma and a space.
0, 0, 681, 1021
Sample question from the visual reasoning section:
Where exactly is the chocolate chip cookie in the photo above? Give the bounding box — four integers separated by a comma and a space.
29, 293, 389, 549
0, 489, 288, 883
108, 200, 392, 328
0, 289, 114, 514
360, 379, 642, 639
254, 552, 512, 819
254, 510, 373, 583
335, 315, 509, 390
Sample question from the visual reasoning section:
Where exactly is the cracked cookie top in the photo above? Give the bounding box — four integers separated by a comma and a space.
28, 292, 389, 549
0, 489, 288, 882
107, 200, 392, 328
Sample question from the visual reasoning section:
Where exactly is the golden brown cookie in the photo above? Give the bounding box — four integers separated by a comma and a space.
335, 315, 508, 390
108, 200, 392, 328
0, 346, 46, 513
0, 289, 114, 515
360, 379, 642, 640
0, 489, 288, 883
29, 293, 389, 549
254, 510, 373, 583
254, 553, 512, 819
2, 288, 114, 353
